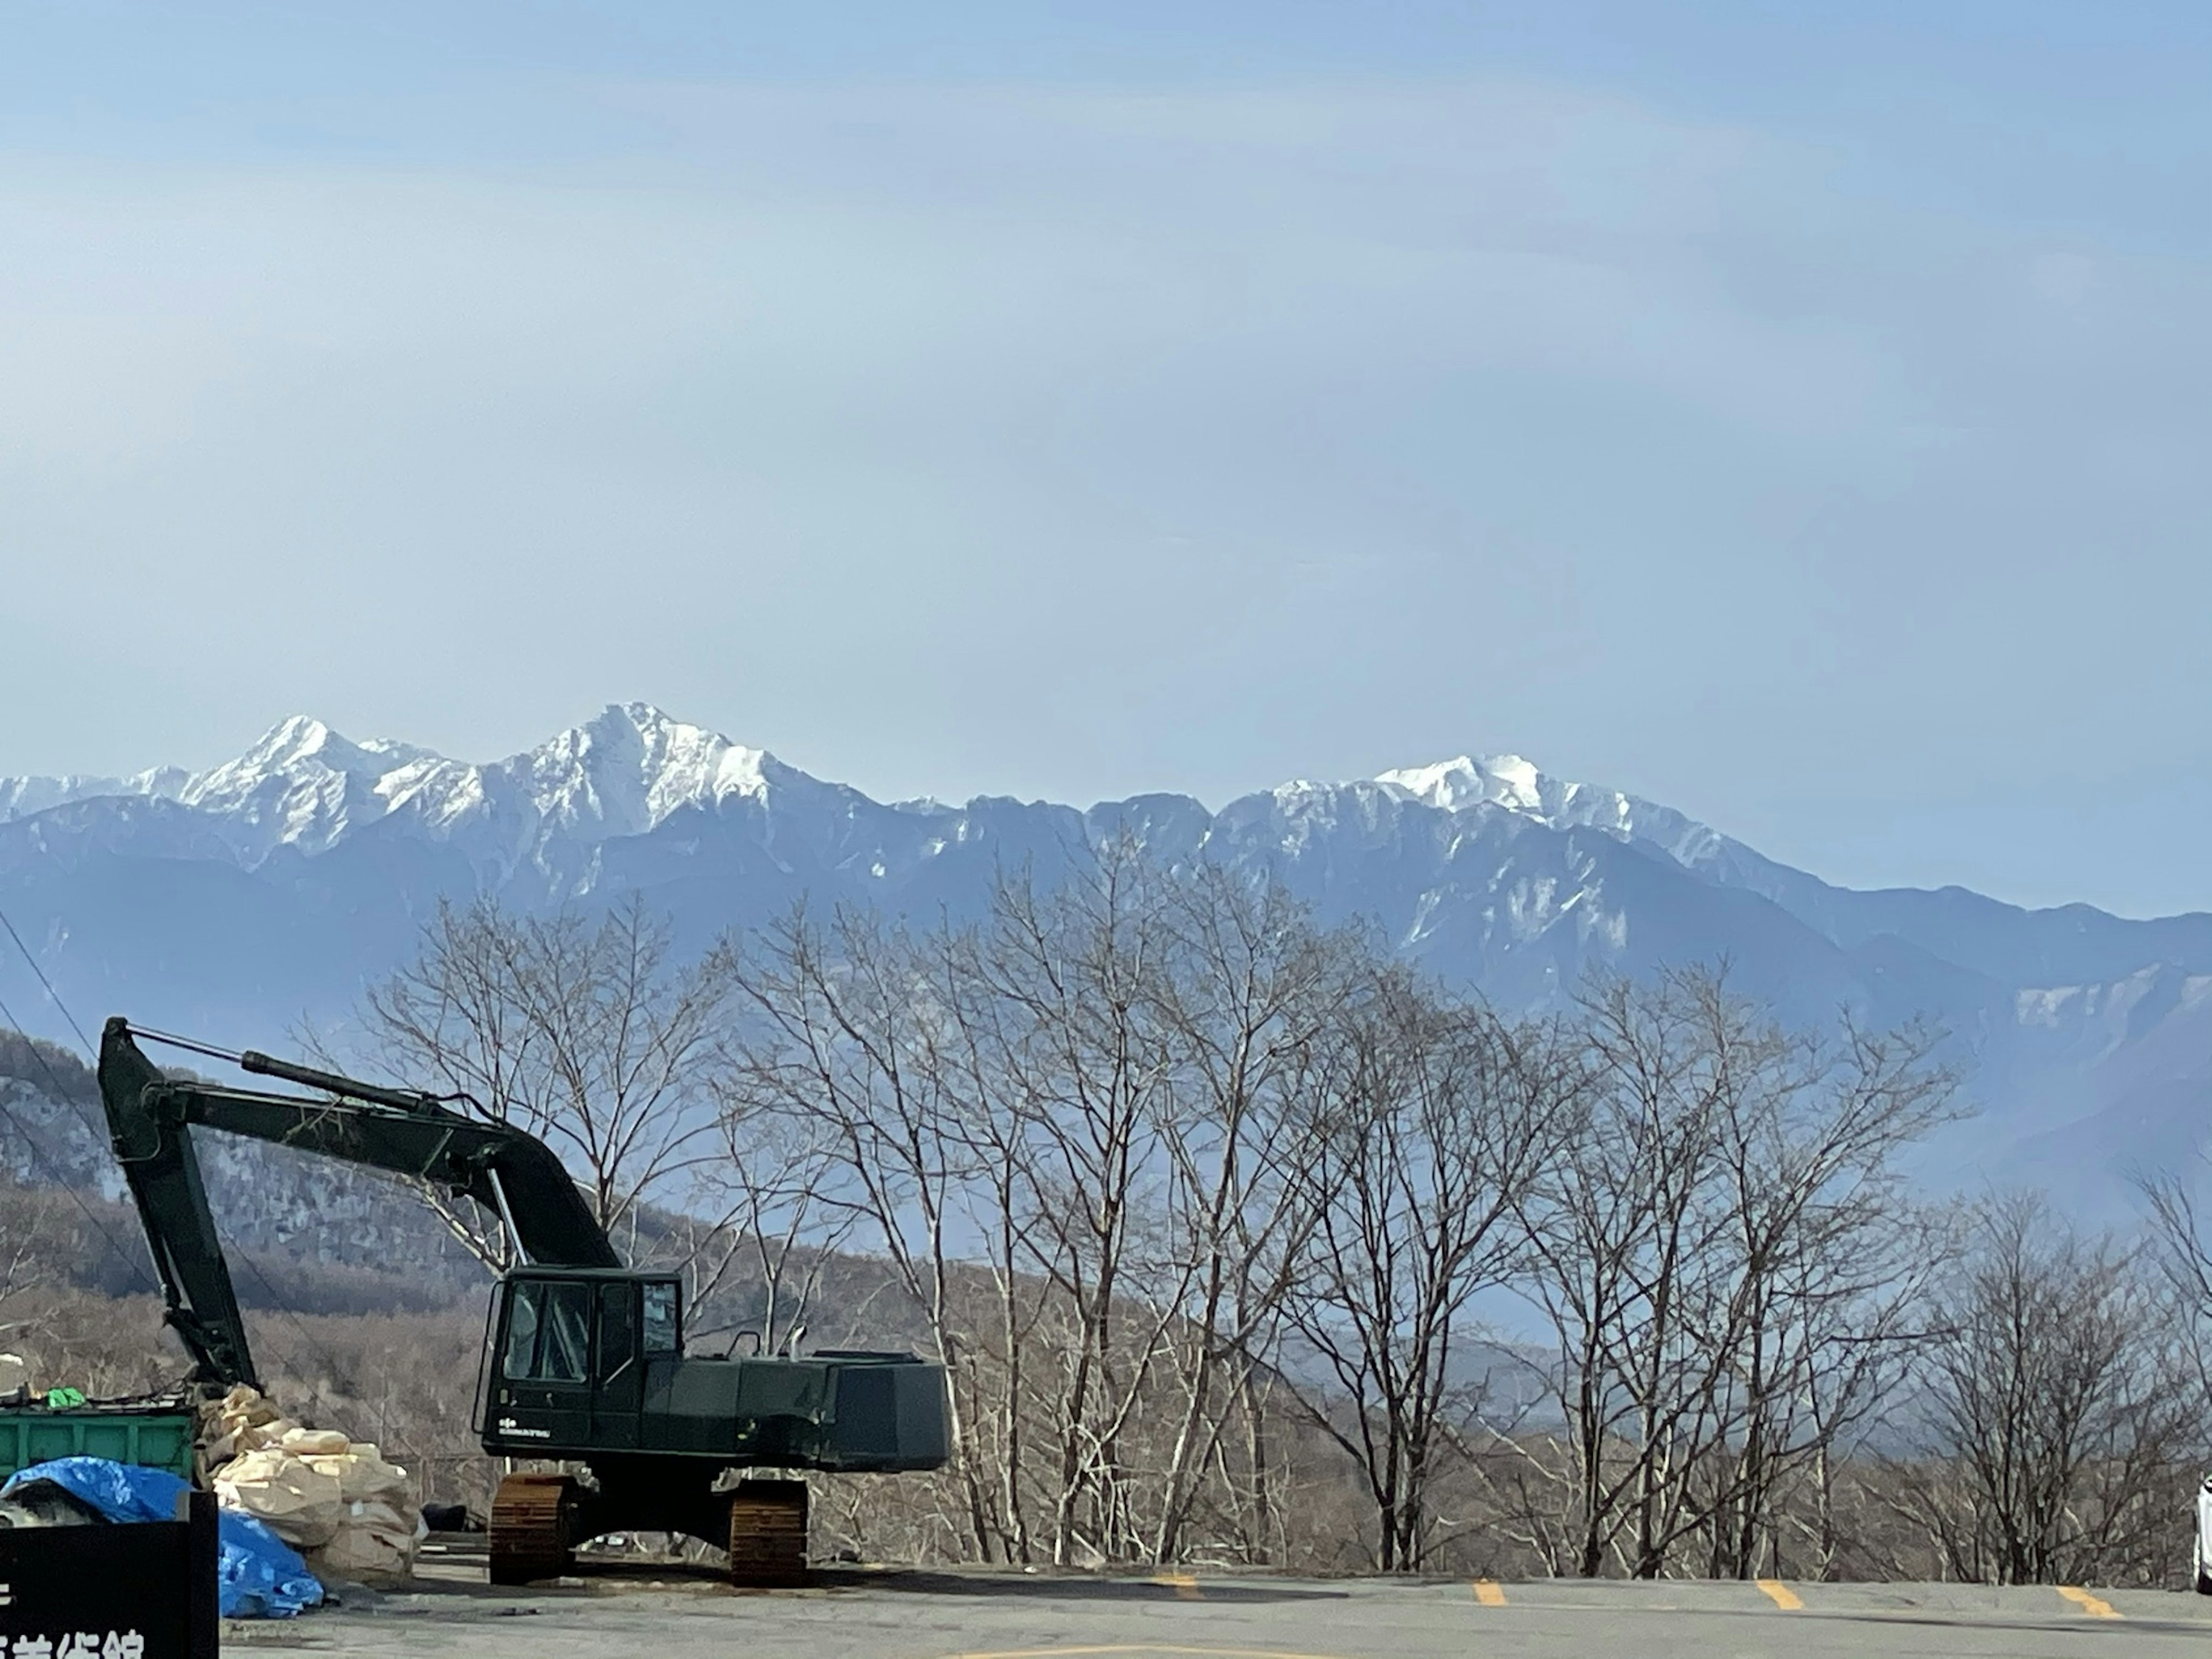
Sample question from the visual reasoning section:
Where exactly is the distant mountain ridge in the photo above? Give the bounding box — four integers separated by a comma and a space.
2, 703, 2206, 1215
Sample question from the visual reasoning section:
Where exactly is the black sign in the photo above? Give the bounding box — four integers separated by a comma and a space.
0, 1490, 217, 1659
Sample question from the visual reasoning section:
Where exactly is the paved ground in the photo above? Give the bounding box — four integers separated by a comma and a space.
222, 1549, 2212, 1659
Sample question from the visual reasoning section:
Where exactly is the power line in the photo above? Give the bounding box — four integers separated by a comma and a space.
0, 906, 93, 1058
0, 1089, 160, 1298
0, 921, 354, 1396
0, 986, 161, 1298
0, 928, 164, 1296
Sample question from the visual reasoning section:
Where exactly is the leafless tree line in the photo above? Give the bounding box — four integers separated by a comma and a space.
328, 853, 2212, 1584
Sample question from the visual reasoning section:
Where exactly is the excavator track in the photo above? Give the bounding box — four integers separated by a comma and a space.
726, 1478, 809, 1588
489, 1472, 579, 1585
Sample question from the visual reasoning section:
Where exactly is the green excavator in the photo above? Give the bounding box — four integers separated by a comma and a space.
95, 1017, 948, 1585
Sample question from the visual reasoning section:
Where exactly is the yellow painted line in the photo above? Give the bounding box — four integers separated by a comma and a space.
1150, 1570, 1202, 1600
1472, 1579, 1508, 1606
1756, 1578, 1804, 1611
2058, 1585, 2121, 1619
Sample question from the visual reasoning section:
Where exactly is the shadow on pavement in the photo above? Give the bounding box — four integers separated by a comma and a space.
397, 1553, 1350, 1606
812, 1567, 1350, 1604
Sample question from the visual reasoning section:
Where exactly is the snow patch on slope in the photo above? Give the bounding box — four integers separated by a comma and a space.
1374, 753, 1737, 874
0, 766, 190, 823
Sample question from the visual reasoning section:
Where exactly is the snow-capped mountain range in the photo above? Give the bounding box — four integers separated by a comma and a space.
0, 709, 791, 870
3, 702, 2207, 1215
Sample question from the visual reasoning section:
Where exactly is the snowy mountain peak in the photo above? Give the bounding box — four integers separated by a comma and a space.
161, 715, 444, 857
1374, 752, 1645, 836
236, 715, 342, 768
226, 713, 432, 775
1376, 754, 1551, 816
193, 715, 427, 789
0, 704, 798, 870
1372, 752, 1752, 879
514, 703, 779, 841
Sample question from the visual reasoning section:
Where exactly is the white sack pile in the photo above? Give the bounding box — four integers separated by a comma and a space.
202, 1385, 421, 1584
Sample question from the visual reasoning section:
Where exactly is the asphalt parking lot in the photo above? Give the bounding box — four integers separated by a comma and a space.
222, 1548, 2212, 1659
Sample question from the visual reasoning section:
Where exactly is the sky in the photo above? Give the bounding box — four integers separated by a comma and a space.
2, 2, 2209, 916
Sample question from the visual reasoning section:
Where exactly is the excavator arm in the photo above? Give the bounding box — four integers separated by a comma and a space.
97, 1016, 618, 1387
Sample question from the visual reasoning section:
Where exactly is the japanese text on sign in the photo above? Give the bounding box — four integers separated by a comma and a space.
3, 1634, 145, 1659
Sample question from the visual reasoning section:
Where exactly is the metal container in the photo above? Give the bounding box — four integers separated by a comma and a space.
0, 1400, 198, 1482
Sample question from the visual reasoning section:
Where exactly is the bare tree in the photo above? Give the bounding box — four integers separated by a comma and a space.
1697, 999, 1960, 1578
700, 892, 1991, 1580
361, 893, 730, 1270
1501, 969, 1957, 1580
1509, 969, 1742, 1578
0, 1185, 45, 1340
1283, 966, 1575, 1570
1145, 868, 1354, 1565
722, 850, 1377, 1570
682, 1103, 858, 1359
2138, 1160, 2212, 1423
957, 844, 1188, 1566
1897, 1192, 2194, 1587
721, 901, 1007, 1561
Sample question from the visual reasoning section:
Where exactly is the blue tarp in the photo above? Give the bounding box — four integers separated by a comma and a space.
2, 1457, 324, 1619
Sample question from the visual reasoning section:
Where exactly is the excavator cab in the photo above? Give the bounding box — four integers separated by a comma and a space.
478, 1268, 678, 1452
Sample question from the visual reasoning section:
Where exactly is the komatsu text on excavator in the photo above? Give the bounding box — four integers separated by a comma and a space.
96, 1017, 949, 1585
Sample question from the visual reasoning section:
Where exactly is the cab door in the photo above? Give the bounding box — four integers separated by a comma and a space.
491, 1277, 594, 1449
590, 1280, 643, 1449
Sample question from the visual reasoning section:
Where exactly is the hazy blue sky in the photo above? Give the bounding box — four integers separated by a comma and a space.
4, 3, 2209, 915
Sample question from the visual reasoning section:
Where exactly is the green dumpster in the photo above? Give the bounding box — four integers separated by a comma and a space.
0, 1399, 196, 1482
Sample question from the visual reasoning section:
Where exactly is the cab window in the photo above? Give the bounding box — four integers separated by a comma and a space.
597, 1282, 637, 1382
539, 1282, 590, 1381
642, 1281, 680, 1355
503, 1280, 592, 1383
502, 1282, 542, 1377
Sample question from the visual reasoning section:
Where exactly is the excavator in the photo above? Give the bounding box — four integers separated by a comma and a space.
94, 1016, 949, 1586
